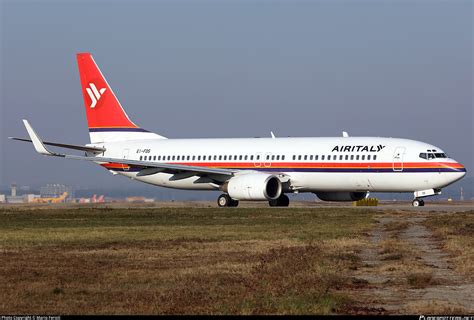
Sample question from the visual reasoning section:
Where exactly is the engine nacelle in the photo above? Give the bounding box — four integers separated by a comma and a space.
315, 191, 368, 202
225, 173, 282, 201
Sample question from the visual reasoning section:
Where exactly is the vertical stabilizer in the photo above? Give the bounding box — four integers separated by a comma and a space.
76, 53, 165, 143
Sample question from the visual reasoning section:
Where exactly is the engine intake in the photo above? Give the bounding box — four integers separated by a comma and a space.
315, 191, 368, 202
224, 173, 282, 201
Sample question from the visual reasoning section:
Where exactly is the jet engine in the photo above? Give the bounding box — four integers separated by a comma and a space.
315, 191, 368, 202
223, 173, 282, 201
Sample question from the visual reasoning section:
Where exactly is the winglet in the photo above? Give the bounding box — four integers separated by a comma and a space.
22, 120, 57, 156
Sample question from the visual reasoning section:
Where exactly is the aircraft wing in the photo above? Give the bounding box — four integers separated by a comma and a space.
19, 120, 236, 179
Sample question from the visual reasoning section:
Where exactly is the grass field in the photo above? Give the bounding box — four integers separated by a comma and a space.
0, 207, 375, 314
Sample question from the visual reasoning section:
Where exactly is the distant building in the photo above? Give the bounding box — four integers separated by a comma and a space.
0, 194, 5, 203
40, 184, 74, 200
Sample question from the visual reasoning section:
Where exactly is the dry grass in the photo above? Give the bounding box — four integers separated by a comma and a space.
0, 207, 374, 314
379, 239, 412, 261
406, 272, 437, 288
405, 301, 467, 315
423, 211, 474, 281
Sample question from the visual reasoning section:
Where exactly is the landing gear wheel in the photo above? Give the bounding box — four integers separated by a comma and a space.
218, 194, 231, 207
412, 198, 425, 207
269, 194, 290, 207
229, 199, 239, 207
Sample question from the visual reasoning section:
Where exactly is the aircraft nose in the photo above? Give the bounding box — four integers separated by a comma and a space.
448, 160, 466, 181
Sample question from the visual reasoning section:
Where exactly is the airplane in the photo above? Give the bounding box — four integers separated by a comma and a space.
10, 53, 466, 207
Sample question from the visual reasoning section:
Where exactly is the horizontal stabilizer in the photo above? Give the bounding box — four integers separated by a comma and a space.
9, 137, 105, 153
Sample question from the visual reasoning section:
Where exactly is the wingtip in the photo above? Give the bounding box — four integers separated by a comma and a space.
22, 120, 53, 156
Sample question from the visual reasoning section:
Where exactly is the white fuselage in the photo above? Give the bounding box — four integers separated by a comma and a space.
95, 136, 466, 194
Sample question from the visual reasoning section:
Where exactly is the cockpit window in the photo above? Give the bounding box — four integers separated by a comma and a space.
420, 152, 447, 160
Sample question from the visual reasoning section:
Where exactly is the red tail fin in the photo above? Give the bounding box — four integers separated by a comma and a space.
77, 53, 138, 130
76, 53, 165, 143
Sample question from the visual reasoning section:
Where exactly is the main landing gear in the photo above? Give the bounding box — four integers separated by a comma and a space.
217, 194, 290, 207
412, 198, 425, 207
269, 194, 290, 207
217, 194, 239, 207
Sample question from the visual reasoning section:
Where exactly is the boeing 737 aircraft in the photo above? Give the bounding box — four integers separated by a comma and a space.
11, 53, 466, 207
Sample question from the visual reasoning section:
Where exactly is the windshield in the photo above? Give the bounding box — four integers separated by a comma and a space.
419, 152, 447, 160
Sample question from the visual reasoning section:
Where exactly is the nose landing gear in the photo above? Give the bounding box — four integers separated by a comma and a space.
412, 188, 441, 207
412, 198, 425, 207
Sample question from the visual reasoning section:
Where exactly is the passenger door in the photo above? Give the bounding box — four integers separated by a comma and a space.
122, 148, 130, 171
392, 147, 405, 172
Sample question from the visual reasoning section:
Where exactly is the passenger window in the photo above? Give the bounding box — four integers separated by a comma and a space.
350, 155, 354, 160
239, 155, 243, 160
298, 155, 302, 160
223, 155, 226, 160
367, 155, 371, 160
315, 155, 318, 161
257, 155, 260, 160
293, 155, 296, 160
361, 155, 365, 160
197, 156, 200, 160
171, 156, 175, 160
245, 155, 248, 160
187, 156, 190, 161
250, 155, 254, 160
272, 155, 275, 160
322, 155, 325, 161
140, 156, 143, 161
282, 155, 285, 160
356, 155, 359, 161
339, 155, 343, 161
373, 155, 377, 160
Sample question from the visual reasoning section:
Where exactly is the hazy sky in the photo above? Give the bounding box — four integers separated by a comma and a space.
0, 0, 472, 189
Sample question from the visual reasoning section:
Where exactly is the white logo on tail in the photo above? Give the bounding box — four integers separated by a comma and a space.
86, 83, 106, 108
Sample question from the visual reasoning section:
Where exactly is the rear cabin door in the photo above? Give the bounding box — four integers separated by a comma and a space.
122, 148, 130, 171
392, 147, 405, 172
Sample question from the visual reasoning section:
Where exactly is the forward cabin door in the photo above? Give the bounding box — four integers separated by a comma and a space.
392, 147, 405, 172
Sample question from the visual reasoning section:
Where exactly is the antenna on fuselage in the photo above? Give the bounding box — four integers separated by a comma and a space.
342, 131, 349, 138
